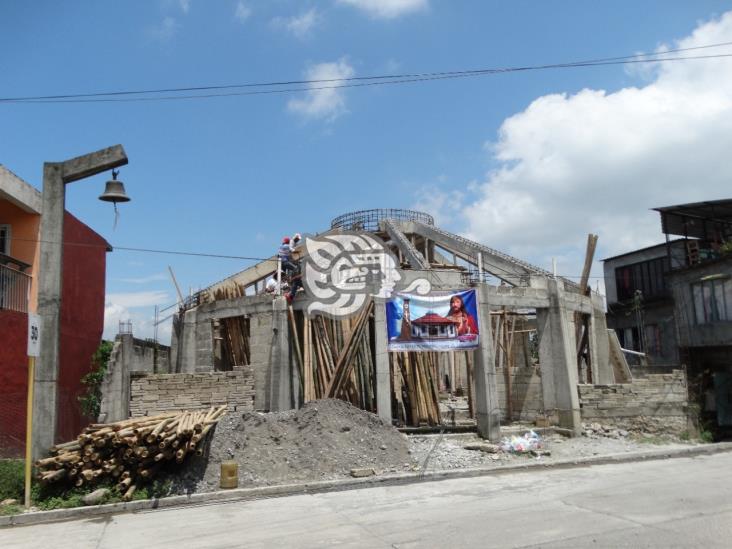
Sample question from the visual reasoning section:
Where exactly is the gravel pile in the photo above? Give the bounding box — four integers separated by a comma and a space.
169, 399, 413, 494
410, 429, 696, 472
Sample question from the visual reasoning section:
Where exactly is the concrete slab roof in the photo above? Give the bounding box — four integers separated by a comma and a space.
0, 164, 42, 214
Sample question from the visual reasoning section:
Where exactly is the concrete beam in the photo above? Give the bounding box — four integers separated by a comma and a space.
536, 279, 581, 435
196, 294, 274, 322
401, 220, 544, 286
33, 163, 64, 459
373, 302, 392, 423
588, 299, 613, 384
60, 145, 128, 184
201, 258, 278, 301
268, 297, 292, 411
474, 286, 501, 440
381, 219, 430, 270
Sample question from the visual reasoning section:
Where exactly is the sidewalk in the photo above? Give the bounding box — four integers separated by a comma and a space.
3, 441, 731, 529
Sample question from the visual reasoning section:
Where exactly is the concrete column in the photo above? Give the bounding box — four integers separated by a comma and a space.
178, 308, 198, 373
194, 319, 214, 372
33, 163, 64, 459
474, 286, 501, 440
268, 297, 291, 411
537, 279, 581, 435
374, 302, 392, 423
588, 296, 613, 384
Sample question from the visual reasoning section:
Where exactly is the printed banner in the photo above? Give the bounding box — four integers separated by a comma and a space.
386, 289, 480, 352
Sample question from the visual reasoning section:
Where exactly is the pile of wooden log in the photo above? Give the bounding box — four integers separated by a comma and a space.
34, 406, 227, 500
289, 300, 376, 412
391, 352, 442, 426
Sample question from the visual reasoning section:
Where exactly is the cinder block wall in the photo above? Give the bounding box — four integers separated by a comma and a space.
129, 365, 255, 417
578, 370, 688, 432
496, 365, 544, 421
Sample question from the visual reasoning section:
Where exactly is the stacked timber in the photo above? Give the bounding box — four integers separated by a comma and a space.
289, 300, 376, 412
391, 352, 442, 426
34, 406, 227, 500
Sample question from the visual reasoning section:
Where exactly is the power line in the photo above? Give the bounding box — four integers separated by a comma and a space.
9, 236, 273, 261
3, 42, 732, 104
9, 236, 609, 277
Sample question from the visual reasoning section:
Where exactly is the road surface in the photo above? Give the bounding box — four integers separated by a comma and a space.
2, 451, 731, 548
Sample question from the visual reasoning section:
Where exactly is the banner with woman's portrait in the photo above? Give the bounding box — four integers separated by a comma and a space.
385, 289, 480, 352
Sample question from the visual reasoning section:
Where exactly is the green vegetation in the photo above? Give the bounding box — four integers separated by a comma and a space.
699, 429, 714, 443
78, 340, 114, 419
0, 459, 24, 501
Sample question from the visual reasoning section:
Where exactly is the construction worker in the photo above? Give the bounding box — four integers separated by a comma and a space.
278, 236, 297, 277
291, 232, 302, 250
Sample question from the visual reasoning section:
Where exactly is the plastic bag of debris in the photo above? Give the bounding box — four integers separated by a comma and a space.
500, 430, 543, 454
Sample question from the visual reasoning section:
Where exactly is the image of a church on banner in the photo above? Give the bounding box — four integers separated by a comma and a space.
385, 288, 480, 352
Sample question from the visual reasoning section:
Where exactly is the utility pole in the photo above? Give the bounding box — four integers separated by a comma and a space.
33, 145, 128, 459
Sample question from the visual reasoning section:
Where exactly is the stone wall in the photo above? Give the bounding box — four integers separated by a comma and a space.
578, 370, 688, 432
129, 365, 255, 417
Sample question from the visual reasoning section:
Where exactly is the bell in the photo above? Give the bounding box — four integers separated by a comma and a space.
99, 170, 131, 203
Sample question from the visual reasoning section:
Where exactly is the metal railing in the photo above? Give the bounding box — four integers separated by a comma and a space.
330, 208, 435, 232
0, 263, 31, 313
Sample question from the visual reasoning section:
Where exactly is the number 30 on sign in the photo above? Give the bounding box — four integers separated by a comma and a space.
27, 313, 41, 357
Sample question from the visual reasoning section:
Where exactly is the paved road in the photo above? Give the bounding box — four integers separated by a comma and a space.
2, 452, 732, 548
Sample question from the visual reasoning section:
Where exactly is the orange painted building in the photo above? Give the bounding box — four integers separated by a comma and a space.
0, 165, 109, 456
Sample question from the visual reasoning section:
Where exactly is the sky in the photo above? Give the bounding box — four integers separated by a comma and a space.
2, 1, 732, 343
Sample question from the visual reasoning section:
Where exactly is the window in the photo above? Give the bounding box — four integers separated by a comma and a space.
0, 224, 9, 255
692, 278, 731, 323
645, 324, 662, 356
615, 256, 669, 301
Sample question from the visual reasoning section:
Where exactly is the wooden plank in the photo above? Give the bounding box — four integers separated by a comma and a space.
303, 317, 313, 402
287, 307, 304, 398
325, 301, 373, 398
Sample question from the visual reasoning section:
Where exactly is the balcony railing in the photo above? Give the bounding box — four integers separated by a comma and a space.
0, 263, 31, 313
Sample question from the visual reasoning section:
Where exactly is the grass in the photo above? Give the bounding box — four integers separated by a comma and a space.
0, 504, 23, 516
631, 433, 674, 445
0, 459, 24, 501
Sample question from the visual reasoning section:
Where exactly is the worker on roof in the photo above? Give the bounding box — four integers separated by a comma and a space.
291, 233, 302, 250
278, 236, 297, 277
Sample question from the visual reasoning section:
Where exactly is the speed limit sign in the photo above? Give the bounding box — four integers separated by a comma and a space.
27, 313, 41, 357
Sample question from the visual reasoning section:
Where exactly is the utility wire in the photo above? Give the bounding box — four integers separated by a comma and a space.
2, 41, 732, 104
9, 236, 611, 277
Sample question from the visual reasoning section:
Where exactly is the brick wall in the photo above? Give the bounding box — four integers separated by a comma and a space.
129, 365, 255, 417
579, 370, 688, 432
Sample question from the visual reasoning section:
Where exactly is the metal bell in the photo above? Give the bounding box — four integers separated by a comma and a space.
99, 170, 131, 203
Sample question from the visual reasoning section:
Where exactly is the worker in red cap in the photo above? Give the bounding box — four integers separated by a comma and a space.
278, 236, 296, 278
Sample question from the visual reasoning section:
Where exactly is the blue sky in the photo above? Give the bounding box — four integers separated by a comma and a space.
2, 1, 732, 342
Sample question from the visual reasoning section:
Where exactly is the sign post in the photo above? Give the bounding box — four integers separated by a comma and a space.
25, 313, 41, 508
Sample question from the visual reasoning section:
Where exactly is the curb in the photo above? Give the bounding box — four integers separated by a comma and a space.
3, 441, 731, 529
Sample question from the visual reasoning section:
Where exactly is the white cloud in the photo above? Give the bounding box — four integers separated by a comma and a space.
116, 273, 168, 285
422, 12, 732, 286
234, 1, 252, 23
412, 186, 466, 229
149, 16, 180, 42
287, 58, 355, 121
179, 0, 191, 14
337, 0, 428, 19
272, 8, 320, 39
106, 291, 170, 308
103, 291, 172, 343
103, 302, 172, 343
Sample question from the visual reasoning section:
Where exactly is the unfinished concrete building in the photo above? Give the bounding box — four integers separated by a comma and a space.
151, 208, 641, 440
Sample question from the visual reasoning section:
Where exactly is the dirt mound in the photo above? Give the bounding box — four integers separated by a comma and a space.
171, 399, 413, 493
